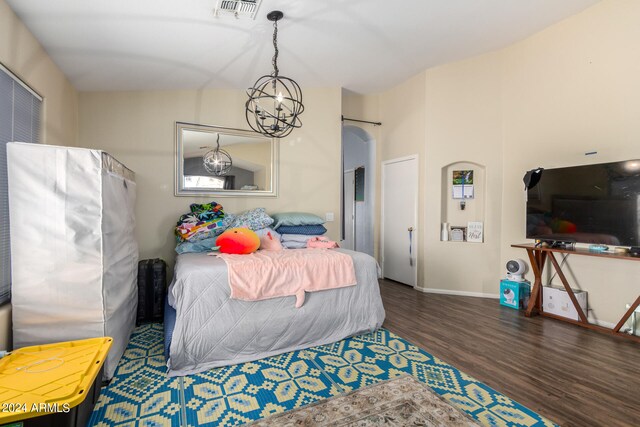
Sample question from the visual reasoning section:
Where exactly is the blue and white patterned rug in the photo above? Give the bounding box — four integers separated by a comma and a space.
89, 324, 555, 427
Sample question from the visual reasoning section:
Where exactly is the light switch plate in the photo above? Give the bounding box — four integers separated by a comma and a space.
325, 212, 334, 222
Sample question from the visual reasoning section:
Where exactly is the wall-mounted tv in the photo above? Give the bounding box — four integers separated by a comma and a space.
526, 159, 640, 246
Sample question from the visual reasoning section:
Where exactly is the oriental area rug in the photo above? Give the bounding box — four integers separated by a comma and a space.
245, 374, 481, 426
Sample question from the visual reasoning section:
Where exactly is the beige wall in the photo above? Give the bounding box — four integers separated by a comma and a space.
423, 51, 505, 297
78, 88, 342, 268
365, 56, 505, 298
0, 0, 78, 147
0, 0, 79, 350
389, 0, 640, 325
499, 0, 640, 326
341, 89, 381, 133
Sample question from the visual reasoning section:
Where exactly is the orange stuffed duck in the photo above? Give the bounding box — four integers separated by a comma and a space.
215, 227, 260, 254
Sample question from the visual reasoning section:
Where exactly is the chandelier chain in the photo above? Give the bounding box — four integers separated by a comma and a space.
246, 10, 304, 138
272, 19, 279, 77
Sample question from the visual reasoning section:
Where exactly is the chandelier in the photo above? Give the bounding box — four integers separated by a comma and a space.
245, 11, 304, 138
202, 134, 232, 176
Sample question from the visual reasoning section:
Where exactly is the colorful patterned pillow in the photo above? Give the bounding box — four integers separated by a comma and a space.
228, 208, 274, 231
189, 201, 224, 221
271, 212, 325, 229
277, 224, 327, 235
175, 219, 225, 242
175, 213, 236, 242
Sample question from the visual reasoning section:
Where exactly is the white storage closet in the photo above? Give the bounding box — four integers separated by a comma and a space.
7, 142, 138, 379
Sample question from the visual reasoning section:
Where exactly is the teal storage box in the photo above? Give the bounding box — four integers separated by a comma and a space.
500, 280, 531, 309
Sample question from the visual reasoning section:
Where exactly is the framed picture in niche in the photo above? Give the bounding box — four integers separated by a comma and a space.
467, 221, 483, 243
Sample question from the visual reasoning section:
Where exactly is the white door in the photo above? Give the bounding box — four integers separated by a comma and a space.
342, 170, 355, 250
382, 156, 418, 287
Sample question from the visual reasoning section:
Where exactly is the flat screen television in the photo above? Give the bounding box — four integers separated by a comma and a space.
526, 159, 640, 247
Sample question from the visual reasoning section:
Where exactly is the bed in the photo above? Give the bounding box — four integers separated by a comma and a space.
165, 249, 385, 377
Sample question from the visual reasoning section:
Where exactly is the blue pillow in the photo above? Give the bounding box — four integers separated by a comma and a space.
277, 224, 327, 235
271, 212, 325, 229
175, 237, 218, 254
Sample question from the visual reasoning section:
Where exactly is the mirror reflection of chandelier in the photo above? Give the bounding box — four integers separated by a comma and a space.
245, 10, 304, 138
202, 134, 232, 176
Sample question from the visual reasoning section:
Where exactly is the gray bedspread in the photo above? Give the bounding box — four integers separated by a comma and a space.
167, 249, 385, 377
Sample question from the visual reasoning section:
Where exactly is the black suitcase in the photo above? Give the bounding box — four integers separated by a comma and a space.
137, 258, 167, 325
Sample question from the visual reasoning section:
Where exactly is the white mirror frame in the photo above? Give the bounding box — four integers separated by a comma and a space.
175, 121, 279, 197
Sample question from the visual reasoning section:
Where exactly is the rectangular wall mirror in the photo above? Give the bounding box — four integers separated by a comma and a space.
175, 122, 278, 197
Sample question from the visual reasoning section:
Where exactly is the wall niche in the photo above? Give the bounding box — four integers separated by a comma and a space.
440, 161, 486, 243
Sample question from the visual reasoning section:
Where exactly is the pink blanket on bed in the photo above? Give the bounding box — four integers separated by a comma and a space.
216, 249, 357, 308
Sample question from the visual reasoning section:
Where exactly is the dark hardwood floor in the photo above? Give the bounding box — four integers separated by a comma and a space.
379, 279, 640, 427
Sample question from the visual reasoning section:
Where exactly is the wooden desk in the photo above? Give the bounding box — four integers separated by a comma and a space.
512, 243, 640, 343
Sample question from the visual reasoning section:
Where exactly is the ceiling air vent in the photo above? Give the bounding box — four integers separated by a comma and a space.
214, 0, 262, 19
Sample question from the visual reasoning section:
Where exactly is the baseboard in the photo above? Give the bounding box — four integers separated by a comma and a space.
587, 318, 612, 329
587, 318, 625, 331
537, 315, 636, 335
415, 287, 499, 300
415, 288, 637, 334
590, 318, 638, 336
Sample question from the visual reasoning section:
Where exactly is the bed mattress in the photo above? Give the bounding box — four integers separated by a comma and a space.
166, 249, 385, 377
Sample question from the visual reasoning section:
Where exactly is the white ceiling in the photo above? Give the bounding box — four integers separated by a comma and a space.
6, 0, 600, 94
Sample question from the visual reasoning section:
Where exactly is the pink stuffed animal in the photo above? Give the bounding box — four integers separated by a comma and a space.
307, 236, 339, 249
260, 231, 283, 251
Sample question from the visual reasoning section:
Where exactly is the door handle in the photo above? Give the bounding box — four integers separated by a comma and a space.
408, 227, 414, 266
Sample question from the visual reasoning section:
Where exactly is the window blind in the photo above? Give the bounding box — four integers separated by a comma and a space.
0, 64, 42, 305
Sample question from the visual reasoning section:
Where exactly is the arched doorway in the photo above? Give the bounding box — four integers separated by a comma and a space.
342, 125, 375, 256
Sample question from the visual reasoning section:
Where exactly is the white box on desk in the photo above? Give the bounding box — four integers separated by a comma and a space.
542, 285, 588, 321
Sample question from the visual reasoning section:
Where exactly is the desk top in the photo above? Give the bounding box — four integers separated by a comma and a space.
512, 243, 640, 262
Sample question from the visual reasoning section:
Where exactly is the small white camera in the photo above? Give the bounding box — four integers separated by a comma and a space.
506, 259, 527, 282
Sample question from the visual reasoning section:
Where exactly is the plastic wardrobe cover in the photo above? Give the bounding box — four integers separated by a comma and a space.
7, 142, 138, 379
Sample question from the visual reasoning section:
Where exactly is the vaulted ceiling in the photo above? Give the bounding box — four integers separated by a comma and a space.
6, 0, 600, 93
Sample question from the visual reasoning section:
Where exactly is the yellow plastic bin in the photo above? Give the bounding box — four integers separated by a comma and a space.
0, 337, 112, 427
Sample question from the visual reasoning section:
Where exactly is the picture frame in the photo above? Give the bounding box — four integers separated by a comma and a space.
467, 221, 484, 243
